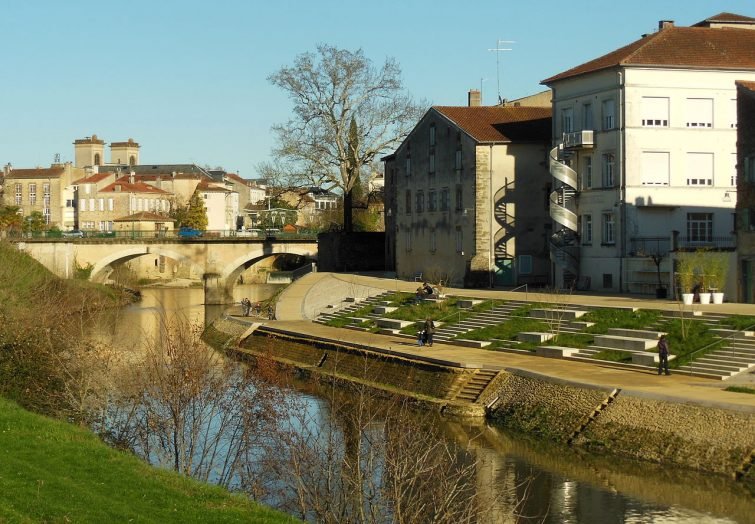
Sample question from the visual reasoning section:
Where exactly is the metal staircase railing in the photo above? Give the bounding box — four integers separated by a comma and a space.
493, 185, 515, 261
549, 146, 580, 279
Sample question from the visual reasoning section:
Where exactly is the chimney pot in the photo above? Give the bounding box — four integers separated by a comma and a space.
659, 20, 674, 30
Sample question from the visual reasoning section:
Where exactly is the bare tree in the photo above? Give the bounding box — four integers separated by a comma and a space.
266, 44, 424, 232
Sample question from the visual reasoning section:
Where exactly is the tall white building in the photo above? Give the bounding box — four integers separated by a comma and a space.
542, 12, 755, 295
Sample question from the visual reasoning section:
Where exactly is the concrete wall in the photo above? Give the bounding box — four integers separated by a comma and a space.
317, 232, 385, 272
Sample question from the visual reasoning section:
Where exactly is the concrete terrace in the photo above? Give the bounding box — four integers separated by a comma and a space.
245, 272, 755, 414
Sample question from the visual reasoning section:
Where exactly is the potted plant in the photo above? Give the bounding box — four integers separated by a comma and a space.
704, 252, 728, 304
676, 254, 696, 305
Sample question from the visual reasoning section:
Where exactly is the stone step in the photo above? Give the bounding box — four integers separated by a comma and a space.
536, 346, 582, 358
690, 359, 749, 372
704, 355, 755, 366
530, 308, 587, 321
676, 365, 737, 377
374, 318, 415, 329
711, 328, 755, 339
593, 335, 657, 351
607, 328, 665, 340
518, 332, 555, 343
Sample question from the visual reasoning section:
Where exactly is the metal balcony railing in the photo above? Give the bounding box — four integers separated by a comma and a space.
676, 235, 736, 250
563, 130, 594, 149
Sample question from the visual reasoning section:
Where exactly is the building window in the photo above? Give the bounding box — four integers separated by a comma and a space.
602, 153, 615, 187
43, 183, 50, 208
108, 198, 114, 211
405, 156, 411, 176
602, 99, 615, 130
582, 214, 592, 244
603, 273, 613, 289
561, 107, 574, 134
129, 155, 136, 166
602, 212, 615, 244
80, 199, 87, 212
405, 231, 412, 252
28, 183, 37, 205
641, 151, 670, 186
99, 198, 105, 211
43, 207, 51, 224
455, 228, 463, 253
94, 153, 101, 165
430, 230, 436, 253
455, 184, 463, 211
641, 97, 669, 127
89, 198, 95, 212
583, 156, 592, 189
416, 191, 424, 213
686, 98, 713, 128
15, 184, 22, 206
518, 255, 533, 275
455, 149, 462, 171
440, 187, 449, 211
405, 190, 411, 213
429, 124, 436, 146
686, 152, 713, 186
687, 213, 712, 242
583, 103, 593, 130
745, 155, 755, 183
428, 190, 437, 212
429, 152, 435, 174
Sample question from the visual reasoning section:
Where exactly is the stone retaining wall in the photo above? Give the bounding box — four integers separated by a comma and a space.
207, 317, 754, 480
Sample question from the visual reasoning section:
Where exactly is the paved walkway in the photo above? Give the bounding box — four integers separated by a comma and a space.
254, 272, 755, 413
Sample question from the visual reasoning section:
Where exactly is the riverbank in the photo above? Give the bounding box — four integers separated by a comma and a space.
209, 272, 755, 481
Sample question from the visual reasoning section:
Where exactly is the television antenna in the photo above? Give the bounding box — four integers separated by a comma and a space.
54, 153, 60, 163
488, 39, 515, 104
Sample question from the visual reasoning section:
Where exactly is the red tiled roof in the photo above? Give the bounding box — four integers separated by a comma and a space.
225, 172, 247, 184
72, 172, 112, 185
5, 167, 65, 178
100, 179, 170, 194
432, 106, 552, 143
542, 25, 755, 84
693, 12, 755, 25
197, 179, 230, 192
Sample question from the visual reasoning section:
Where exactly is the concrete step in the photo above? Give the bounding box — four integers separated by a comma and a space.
691, 359, 749, 372
593, 335, 657, 351
607, 328, 665, 339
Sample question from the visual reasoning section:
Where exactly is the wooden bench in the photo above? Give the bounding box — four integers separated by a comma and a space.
414, 271, 423, 281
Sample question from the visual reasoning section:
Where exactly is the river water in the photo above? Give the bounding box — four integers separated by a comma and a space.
99, 286, 754, 523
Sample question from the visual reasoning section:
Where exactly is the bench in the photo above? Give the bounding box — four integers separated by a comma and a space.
414, 271, 423, 281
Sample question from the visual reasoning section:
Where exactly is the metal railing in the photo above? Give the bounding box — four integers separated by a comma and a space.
5, 229, 320, 241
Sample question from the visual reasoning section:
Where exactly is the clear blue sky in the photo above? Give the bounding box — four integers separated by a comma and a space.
1, 0, 751, 177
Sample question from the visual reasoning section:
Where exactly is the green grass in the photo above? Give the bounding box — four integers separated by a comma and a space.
662, 319, 726, 367
582, 308, 662, 333
457, 316, 549, 345
591, 349, 633, 363
718, 315, 755, 331
724, 386, 755, 395
0, 396, 297, 523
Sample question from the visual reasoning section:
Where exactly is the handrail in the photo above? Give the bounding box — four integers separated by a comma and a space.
510, 284, 528, 301
680, 322, 755, 376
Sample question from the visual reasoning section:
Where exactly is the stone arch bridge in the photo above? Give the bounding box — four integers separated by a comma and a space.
15, 238, 318, 304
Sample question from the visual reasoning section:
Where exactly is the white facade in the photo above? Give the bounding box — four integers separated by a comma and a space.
546, 39, 755, 295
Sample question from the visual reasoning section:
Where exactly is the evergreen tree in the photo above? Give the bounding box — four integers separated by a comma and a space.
185, 190, 208, 230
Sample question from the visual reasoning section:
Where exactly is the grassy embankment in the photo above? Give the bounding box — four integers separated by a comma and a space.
0, 241, 297, 523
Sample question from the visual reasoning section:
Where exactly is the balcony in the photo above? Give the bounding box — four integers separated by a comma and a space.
676, 235, 736, 250
563, 130, 594, 150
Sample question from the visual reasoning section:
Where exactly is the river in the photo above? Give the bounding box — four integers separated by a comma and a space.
96, 286, 754, 523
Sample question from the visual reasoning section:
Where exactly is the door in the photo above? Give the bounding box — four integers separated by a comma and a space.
494, 258, 514, 287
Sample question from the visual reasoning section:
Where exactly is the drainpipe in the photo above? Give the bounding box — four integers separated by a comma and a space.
618, 70, 626, 292
489, 145, 494, 288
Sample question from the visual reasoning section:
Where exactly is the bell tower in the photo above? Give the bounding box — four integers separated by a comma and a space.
73, 134, 105, 167
110, 138, 140, 166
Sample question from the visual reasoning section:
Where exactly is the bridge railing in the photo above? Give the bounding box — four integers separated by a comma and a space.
5, 229, 320, 241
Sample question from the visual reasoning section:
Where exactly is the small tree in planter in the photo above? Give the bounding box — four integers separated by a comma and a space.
704, 252, 728, 303
676, 253, 696, 303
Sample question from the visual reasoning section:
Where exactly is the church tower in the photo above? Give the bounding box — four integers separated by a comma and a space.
73, 135, 105, 167
110, 138, 140, 165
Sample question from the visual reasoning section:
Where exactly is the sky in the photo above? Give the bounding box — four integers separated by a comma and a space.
1, 0, 752, 178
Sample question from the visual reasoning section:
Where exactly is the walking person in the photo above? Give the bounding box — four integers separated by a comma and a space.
417, 328, 425, 347
657, 335, 670, 376
241, 298, 251, 316
267, 304, 276, 320
423, 317, 436, 347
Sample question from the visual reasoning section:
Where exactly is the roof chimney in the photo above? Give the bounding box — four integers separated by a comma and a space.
659, 20, 674, 30
468, 89, 481, 107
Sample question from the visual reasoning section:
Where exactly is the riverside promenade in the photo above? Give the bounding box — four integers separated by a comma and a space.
255, 272, 755, 414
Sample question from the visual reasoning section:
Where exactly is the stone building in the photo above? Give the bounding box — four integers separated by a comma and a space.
542, 13, 755, 295
2, 163, 85, 230
384, 93, 552, 287
736, 80, 755, 303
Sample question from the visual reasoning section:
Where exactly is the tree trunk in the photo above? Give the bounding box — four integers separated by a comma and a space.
343, 189, 353, 232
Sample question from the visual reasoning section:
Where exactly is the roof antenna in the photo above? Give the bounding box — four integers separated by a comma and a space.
488, 39, 515, 105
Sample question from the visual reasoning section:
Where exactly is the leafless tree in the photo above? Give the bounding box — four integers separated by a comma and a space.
265, 44, 424, 232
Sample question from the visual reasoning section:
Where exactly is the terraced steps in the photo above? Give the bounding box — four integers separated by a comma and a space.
451, 370, 499, 403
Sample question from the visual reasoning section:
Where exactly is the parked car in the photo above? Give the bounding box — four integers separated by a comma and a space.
62, 229, 85, 238
178, 227, 203, 238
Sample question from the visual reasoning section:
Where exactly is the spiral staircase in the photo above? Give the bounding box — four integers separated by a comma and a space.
549, 146, 579, 287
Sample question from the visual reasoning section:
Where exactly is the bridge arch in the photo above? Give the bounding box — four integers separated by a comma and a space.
219, 244, 317, 291
89, 246, 204, 283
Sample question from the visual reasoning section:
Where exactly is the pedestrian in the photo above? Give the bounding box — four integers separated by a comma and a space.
254, 301, 262, 316
267, 304, 275, 320
657, 335, 670, 376
241, 298, 251, 316
423, 317, 435, 347
417, 329, 425, 347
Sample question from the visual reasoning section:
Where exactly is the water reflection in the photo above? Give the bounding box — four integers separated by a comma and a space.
98, 287, 753, 523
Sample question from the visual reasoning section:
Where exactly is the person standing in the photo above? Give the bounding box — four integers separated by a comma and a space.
424, 317, 436, 347
657, 335, 670, 376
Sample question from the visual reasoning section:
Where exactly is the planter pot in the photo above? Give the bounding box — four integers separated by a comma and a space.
682, 293, 694, 305
699, 292, 711, 304
712, 292, 724, 304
